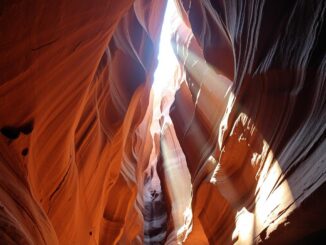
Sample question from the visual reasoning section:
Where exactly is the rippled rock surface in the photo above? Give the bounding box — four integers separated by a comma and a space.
1, 0, 325, 244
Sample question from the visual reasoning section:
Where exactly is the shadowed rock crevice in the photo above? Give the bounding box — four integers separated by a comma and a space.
1, 120, 34, 140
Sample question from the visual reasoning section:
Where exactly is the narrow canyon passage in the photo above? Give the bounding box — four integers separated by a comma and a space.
0, 0, 326, 244
143, 1, 192, 242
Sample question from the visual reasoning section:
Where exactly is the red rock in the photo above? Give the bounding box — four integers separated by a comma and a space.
1, 0, 326, 244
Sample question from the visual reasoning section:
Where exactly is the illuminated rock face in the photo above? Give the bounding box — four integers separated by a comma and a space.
173, 0, 326, 244
0, 0, 326, 245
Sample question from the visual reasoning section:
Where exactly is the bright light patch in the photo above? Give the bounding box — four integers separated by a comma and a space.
150, 1, 193, 242
152, 0, 180, 95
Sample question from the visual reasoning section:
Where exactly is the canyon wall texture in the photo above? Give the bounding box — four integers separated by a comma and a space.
1, 0, 326, 244
0, 0, 166, 244
172, 0, 326, 244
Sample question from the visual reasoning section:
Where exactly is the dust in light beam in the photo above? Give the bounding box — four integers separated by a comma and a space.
151, 0, 193, 243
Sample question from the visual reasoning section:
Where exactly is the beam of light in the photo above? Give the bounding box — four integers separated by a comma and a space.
151, 0, 295, 243
210, 112, 295, 244
150, 0, 193, 243
174, 42, 233, 112
161, 124, 193, 243
174, 40, 295, 241
254, 142, 295, 241
232, 207, 255, 244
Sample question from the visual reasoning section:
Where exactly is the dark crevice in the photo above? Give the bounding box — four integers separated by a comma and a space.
49, 163, 71, 203
31, 38, 60, 51
20, 120, 34, 135
1, 120, 34, 140
21, 148, 28, 156
1, 127, 20, 139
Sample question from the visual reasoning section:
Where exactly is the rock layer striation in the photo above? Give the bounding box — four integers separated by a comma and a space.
1, 0, 326, 244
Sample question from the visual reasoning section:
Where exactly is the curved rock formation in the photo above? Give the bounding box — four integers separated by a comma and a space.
172, 0, 326, 244
0, 1, 165, 244
1, 0, 326, 244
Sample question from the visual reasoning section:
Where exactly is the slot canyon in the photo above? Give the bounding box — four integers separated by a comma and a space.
0, 0, 326, 244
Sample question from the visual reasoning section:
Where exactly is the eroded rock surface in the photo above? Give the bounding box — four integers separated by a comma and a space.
172, 0, 326, 244
1, 0, 325, 244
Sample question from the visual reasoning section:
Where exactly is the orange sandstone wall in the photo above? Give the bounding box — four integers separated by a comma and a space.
0, 1, 165, 244
1, 0, 326, 244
